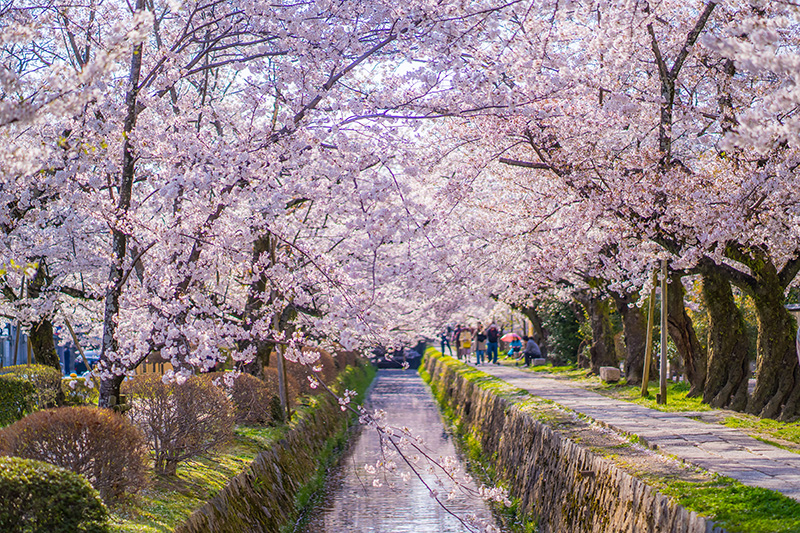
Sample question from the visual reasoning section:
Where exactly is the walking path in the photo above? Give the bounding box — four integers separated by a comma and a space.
469, 362, 800, 501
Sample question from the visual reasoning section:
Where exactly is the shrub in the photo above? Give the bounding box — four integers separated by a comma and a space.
208, 372, 272, 426
125, 375, 234, 475
0, 456, 109, 533
0, 364, 62, 409
62, 375, 99, 405
0, 375, 35, 427
0, 406, 148, 503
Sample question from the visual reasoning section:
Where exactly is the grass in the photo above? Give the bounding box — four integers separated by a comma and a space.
110, 425, 284, 532
657, 477, 800, 533
721, 413, 800, 450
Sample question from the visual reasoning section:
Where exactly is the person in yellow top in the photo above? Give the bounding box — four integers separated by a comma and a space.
458, 326, 473, 360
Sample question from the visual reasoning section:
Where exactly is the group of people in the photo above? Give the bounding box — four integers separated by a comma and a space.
439, 322, 505, 365
440, 323, 542, 367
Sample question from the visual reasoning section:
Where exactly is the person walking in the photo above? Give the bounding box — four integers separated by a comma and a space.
522, 335, 542, 368
452, 324, 462, 359
486, 323, 499, 364
440, 327, 453, 356
474, 322, 487, 365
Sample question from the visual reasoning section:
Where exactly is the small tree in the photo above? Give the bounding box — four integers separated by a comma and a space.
125, 375, 234, 475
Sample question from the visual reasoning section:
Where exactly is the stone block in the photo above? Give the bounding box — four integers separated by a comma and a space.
599, 366, 621, 382
532, 358, 546, 367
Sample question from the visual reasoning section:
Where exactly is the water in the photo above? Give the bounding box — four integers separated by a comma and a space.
303, 369, 500, 532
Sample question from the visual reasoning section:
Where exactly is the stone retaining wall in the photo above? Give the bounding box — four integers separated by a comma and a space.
423, 353, 725, 533
175, 366, 369, 533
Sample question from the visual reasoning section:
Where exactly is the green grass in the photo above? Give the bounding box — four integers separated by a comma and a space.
722, 413, 800, 449
657, 477, 800, 533
110, 425, 283, 532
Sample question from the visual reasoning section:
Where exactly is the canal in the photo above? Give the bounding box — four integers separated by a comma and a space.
302, 368, 502, 532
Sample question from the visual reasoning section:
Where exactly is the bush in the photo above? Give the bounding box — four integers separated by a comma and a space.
0, 456, 109, 532
62, 375, 99, 405
208, 372, 272, 426
0, 364, 62, 409
0, 406, 148, 503
125, 375, 234, 475
0, 375, 36, 427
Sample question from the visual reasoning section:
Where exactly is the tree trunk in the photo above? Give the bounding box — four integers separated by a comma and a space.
666, 272, 706, 397
610, 290, 647, 386
25, 259, 61, 371
575, 292, 617, 374
27, 318, 59, 369
701, 269, 749, 411
745, 278, 800, 420
520, 304, 549, 359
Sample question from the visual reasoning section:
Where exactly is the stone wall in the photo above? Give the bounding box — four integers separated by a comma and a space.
175, 366, 369, 533
423, 354, 725, 533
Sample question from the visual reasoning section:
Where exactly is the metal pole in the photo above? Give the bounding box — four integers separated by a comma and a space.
641, 270, 658, 397
12, 322, 20, 366
658, 261, 668, 405
276, 344, 289, 421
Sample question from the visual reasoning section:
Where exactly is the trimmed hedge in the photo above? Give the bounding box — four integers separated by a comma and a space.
0, 456, 109, 532
0, 364, 62, 409
0, 375, 35, 427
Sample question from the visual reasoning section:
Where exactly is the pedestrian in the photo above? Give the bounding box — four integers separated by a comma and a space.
522, 335, 541, 368
440, 327, 453, 357
452, 324, 462, 359
458, 326, 472, 360
474, 322, 487, 365
509, 336, 522, 360
486, 323, 499, 364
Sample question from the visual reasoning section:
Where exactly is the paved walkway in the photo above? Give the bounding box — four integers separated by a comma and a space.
469, 362, 800, 501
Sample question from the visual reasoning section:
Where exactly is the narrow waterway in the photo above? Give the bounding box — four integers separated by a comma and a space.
303, 369, 501, 532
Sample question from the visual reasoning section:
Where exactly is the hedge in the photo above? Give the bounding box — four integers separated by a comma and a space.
0, 375, 35, 427
0, 365, 62, 408
0, 456, 109, 532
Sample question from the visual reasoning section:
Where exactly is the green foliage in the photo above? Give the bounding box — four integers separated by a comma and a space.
0, 375, 36, 427
0, 456, 109, 533
0, 364, 62, 410
659, 477, 800, 533
541, 301, 583, 364
62, 376, 99, 405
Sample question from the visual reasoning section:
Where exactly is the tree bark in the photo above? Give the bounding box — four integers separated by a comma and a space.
610, 290, 647, 386
701, 269, 750, 411
575, 292, 617, 374
25, 260, 60, 371
520, 303, 549, 359
666, 272, 706, 397
745, 276, 799, 420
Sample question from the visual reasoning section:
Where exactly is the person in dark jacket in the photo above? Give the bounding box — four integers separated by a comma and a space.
522, 335, 541, 367
486, 324, 500, 364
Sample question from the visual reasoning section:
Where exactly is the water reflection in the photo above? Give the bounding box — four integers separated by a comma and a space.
303, 369, 499, 532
